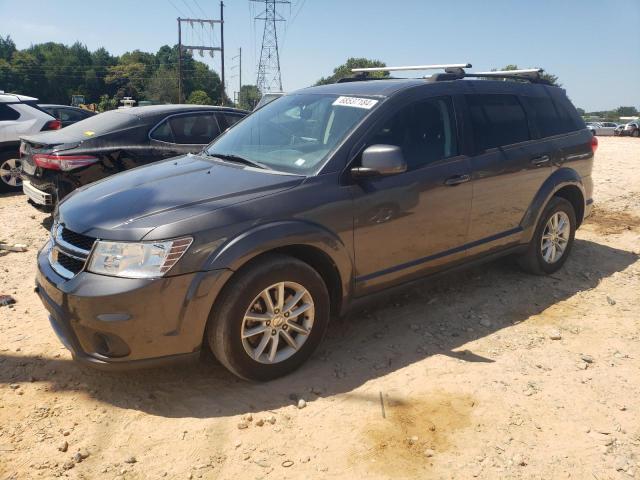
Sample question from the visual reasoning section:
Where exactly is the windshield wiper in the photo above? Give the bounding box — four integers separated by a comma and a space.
203, 152, 271, 170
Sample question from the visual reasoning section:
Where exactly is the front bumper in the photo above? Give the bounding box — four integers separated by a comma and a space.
36, 241, 232, 370
23, 180, 53, 206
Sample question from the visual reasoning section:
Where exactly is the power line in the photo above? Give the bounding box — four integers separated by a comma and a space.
193, 0, 207, 16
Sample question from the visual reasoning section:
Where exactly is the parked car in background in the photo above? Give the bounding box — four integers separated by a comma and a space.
622, 121, 640, 137
588, 121, 619, 136
34, 66, 594, 380
254, 92, 285, 110
38, 104, 96, 128
614, 124, 625, 136
20, 104, 247, 208
0, 92, 60, 192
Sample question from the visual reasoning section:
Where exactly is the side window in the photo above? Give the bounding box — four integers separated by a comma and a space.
218, 113, 244, 130
524, 94, 581, 138
0, 104, 20, 121
523, 95, 561, 138
169, 114, 221, 144
149, 119, 174, 143
467, 94, 530, 151
552, 95, 582, 133
367, 96, 459, 170
59, 109, 87, 123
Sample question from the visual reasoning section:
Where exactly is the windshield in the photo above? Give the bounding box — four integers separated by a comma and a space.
205, 93, 379, 175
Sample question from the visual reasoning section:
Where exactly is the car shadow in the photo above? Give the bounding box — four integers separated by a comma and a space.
0, 238, 637, 419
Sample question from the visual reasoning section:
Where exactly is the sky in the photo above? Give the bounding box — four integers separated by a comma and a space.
0, 0, 639, 111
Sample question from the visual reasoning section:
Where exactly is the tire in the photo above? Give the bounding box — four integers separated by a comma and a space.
632, 129, 639, 138
517, 197, 576, 275
207, 253, 330, 381
0, 153, 23, 193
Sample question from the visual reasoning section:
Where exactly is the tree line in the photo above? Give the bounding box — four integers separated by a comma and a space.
0, 35, 240, 109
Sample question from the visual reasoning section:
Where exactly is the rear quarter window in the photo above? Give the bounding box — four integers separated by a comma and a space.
0, 104, 20, 121
523, 92, 583, 138
466, 94, 530, 151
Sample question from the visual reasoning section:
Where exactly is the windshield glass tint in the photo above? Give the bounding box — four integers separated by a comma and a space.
206, 93, 378, 174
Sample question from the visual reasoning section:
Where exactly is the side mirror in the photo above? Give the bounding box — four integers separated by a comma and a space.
351, 144, 407, 178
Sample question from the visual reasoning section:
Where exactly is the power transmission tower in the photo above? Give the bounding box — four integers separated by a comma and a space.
177, 1, 225, 103
251, 0, 289, 93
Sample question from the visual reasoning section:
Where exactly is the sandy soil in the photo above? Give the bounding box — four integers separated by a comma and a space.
1, 136, 639, 480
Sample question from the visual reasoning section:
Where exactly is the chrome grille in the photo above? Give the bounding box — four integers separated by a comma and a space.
48, 222, 95, 279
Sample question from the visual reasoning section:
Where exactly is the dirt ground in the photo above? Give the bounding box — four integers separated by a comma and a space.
1, 136, 639, 480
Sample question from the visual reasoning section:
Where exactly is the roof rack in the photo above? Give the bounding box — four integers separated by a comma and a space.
338, 64, 550, 84
337, 63, 472, 83
351, 63, 472, 73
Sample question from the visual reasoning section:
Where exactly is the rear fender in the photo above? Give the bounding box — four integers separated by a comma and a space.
521, 167, 585, 243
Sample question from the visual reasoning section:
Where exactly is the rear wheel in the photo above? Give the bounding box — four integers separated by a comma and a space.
0, 154, 23, 193
632, 129, 640, 138
517, 197, 576, 275
207, 254, 330, 381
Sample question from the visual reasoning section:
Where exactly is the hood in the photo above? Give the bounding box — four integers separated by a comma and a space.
57, 154, 304, 241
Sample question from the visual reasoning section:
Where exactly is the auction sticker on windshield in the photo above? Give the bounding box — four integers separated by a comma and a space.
332, 96, 378, 109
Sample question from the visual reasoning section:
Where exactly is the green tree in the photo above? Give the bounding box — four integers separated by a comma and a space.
616, 106, 638, 117
145, 66, 178, 104
315, 57, 389, 85
97, 94, 117, 112
238, 84, 261, 110
0, 35, 16, 61
187, 90, 212, 105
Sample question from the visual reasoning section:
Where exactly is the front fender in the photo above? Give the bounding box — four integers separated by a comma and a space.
204, 220, 354, 304
521, 167, 586, 243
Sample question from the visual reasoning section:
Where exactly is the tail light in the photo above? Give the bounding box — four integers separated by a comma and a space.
33, 154, 99, 171
41, 119, 62, 131
591, 135, 598, 154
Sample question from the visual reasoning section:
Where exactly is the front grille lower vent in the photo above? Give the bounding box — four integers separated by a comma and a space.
49, 222, 95, 279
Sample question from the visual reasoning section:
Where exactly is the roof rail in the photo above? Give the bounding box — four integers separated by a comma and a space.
462, 68, 549, 84
337, 64, 550, 85
351, 63, 472, 73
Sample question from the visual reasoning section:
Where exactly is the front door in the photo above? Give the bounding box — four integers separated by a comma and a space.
351, 95, 472, 294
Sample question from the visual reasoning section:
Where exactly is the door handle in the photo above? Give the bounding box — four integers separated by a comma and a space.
530, 155, 550, 166
444, 174, 471, 186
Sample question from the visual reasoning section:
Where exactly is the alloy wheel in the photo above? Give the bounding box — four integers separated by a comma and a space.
540, 211, 571, 264
241, 281, 315, 364
0, 158, 23, 188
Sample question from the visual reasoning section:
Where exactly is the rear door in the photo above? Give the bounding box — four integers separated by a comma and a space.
464, 93, 553, 256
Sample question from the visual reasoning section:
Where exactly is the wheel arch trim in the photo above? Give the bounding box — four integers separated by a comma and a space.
203, 220, 354, 312
521, 168, 586, 243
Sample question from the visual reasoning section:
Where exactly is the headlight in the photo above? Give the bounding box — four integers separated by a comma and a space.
87, 237, 193, 278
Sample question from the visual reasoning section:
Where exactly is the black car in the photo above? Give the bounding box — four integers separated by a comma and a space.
38, 104, 97, 128
34, 65, 595, 381
20, 105, 247, 207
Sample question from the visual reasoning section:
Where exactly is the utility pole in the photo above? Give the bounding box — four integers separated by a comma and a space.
177, 18, 182, 103
251, 0, 289, 93
220, 1, 225, 104
232, 47, 242, 106
176, 8, 224, 104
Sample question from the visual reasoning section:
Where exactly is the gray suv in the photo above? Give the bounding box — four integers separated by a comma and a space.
35, 65, 595, 381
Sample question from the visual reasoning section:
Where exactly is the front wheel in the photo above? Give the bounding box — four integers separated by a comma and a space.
517, 197, 576, 275
632, 129, 640, 138
207, 254, 330, 381
0, 155, 23, 193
